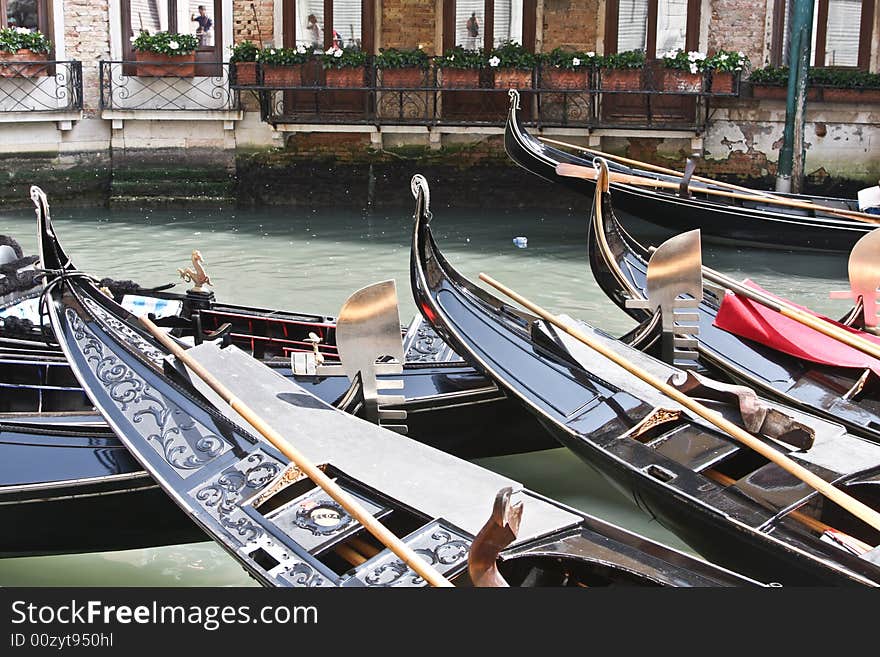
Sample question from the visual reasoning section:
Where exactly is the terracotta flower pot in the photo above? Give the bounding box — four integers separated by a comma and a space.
600, 68, 642, 91
134, 51, 196, 77
709, 71, 736, 94
232, 61, 258, 86
324, 66, 365, 88
494, 67, 532, 89
380, 67, 425, 88
541, 68, 589, 90
659, 69, 703, 93
821, 87, 880, 103
751, 84, 821, 101
0, 49, 47, 78
262, 64, 302, 87
439, 68, 480, 88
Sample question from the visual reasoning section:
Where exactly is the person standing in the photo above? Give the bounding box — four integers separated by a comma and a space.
306, 14, 321, 48
191, 5, 213, 46
466, 12, 479, 50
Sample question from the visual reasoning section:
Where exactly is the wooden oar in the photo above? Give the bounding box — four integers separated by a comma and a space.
555, 160, 880, 225
477, 272, 880, 535
139, 315, 455, 588
700, 264, 880, 363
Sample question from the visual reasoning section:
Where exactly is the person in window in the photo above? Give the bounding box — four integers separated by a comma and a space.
191, 5, 213, 46
306, 14, 321, 48
466, 12, 479, 50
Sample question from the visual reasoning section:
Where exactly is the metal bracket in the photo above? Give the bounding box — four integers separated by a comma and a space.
626, 230, 702, 368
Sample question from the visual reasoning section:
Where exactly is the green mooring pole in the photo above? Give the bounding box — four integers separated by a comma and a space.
775, 0, 816, 193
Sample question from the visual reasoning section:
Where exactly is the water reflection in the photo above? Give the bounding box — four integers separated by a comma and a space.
0, 203, 852, 585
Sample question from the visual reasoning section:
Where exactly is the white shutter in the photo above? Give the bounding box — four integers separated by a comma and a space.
617, 0, 649, 52
332, 0, 363, 50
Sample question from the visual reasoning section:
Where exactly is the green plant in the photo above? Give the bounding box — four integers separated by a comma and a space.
599, 49, 645, 70
488, 40, 537, 70
809, 68, 880, 89
132, 31, 199, 55
540, 47, 597, 70
748, 65, 790, 85
0, 27, 52, 54
258, 45, 313, 66
320, 45, 368, 69
230, 40, 260, 63
660, 48, 706, 73
375, 47, 429, 69
434, 46, 484, 69
704, 49, 748, 73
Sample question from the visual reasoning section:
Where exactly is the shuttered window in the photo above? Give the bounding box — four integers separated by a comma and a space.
333, 0, 361, 50
617, 0, 649, 51
774, 0, 874, 68
606, 0, 699, 58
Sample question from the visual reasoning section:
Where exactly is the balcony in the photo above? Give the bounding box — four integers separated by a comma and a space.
99, 60, 241, 123
0, 60, 82, 127
237, 61, 740, 133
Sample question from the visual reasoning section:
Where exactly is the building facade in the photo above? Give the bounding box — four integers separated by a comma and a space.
0, 0, 878, 206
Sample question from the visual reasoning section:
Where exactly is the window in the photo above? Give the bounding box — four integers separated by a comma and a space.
121, 0, 222, 60
772, 0, 875, 68
444, 1, 534, 52
605, 0, 700, 57
1, 0, 49, 34
284, 0, 371, 51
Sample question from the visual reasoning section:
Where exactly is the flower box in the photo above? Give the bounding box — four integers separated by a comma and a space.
134, 51, 196, 77
820, 87, 880, 103
600, 68, 642, 91
751, 84, 820, 100
542, 68, 589, 90
439, 68, 480, 88
0, 49, 47, 77
232, 61, 258, 86
380, 67, 425, 88
494, 68, 532, 89
325, 66, 365, 88
709, 71, 736, 94
659, 69, 702, 93
262, 64, 302, 87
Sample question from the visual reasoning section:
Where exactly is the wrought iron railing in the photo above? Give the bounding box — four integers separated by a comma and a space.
99, 60, 239, 111
238, 62, 740, 131
0, 60, 82, 113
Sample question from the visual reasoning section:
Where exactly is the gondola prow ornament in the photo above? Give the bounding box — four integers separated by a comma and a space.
178, 250, 212, 292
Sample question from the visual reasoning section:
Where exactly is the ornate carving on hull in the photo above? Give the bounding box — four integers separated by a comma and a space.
67, 308, 230, 477
80, 296, 166, 367
403, 320, 463, 363
190, 450, 283, 546
354, 522, 470, 587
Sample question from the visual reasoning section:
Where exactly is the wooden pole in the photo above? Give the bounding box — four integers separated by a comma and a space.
547, 140, 879, 223
700, 264, 880, 362
477, 273, 880, 536
556, 162, 880, 225
139, 315, 455, 588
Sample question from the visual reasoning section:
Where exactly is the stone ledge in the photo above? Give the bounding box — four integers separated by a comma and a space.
101, 109, 244, 122
0, 110, 83, 126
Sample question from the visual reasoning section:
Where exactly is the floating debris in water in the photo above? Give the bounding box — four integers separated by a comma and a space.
513, 236, 528, 248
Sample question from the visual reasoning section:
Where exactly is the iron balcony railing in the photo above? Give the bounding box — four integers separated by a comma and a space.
0, 60, 82, 113
99, 60, 239, 112
236, 61, 740, 131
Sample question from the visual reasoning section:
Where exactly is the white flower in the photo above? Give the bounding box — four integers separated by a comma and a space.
489, 56, 500, 67
449, 54, 454, 61
738, 51, 745, 57
586, 51, 595, 58
689, 63, 698, 74
168, 40, 179, 50
296, 44, 307, 54
326, 47, 336, 55
333, 48, 343, 58
571, 57, 581, 67
269, 48, 276, 55
687, 51, 705, 61
14, 27, 30, 34
719, 53, 728, 61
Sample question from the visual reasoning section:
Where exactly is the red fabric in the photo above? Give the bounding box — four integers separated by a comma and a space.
713, 280, 880, 376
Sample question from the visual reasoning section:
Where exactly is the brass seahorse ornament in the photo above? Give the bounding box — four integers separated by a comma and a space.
178, 250, 213, 292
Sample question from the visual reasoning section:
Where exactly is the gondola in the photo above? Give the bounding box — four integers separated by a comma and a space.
586, 161, 880, 448
503, 90, 874, 253
0, 190, 554, 558
34, 208, 758, 588
410, 173, 880, 585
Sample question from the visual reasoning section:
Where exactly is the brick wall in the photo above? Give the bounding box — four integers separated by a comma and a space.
708, 0, 767, 68
542, 0, 600, 52
233, 0, 275, 46
381, 0, 435, 52
64, 0, 111, 113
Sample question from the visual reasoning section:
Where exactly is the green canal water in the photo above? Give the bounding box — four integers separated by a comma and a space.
0, 198, 853, 586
